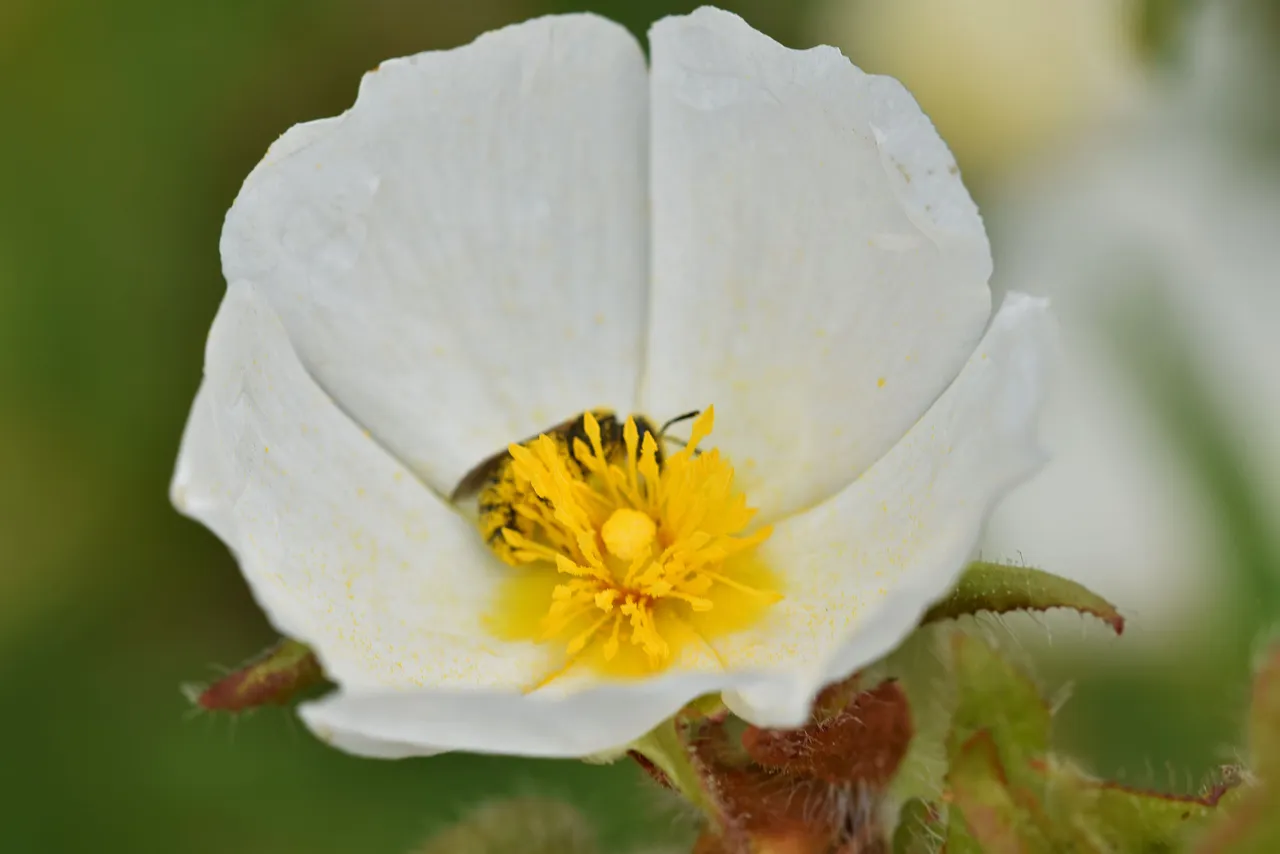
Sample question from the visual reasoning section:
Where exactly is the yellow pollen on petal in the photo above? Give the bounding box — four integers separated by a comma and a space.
482, 406, 782, 686
601, 508, 657, 561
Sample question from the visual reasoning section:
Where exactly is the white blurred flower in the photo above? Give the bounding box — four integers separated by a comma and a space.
806, 0, 1144, 176
982, 1, 1280, 631
172, 7, 1050, 759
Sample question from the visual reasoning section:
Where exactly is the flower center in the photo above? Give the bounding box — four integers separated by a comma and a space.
601, 508, 657, 561
484, 406, 781, 684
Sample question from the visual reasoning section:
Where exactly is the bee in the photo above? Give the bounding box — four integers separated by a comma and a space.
451, 409, 698, 565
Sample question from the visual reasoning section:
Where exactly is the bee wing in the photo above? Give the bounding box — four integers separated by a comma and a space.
450, 449, 512, 502
448, 411, 591, 502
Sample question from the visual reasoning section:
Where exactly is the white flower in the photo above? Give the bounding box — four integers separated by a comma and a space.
172, 7, 1051, 759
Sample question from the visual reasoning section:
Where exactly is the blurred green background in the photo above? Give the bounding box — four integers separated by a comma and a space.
3, 0, 1278, 851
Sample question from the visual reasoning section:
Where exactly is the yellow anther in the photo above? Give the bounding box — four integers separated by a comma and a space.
601, 508, 657, 561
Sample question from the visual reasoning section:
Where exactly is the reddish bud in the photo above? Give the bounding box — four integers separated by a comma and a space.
681, 682, 910, 853
188, 638, 324, 712
742, 681, 914, 788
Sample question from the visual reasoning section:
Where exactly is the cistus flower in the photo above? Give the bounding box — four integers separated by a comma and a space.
172, 6, 1051, 760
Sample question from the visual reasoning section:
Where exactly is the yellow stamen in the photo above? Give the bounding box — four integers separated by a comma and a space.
485, 405, 781, 685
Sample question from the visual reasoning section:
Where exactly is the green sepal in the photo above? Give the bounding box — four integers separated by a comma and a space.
628, 716, 718, 820
947, 731, 1049, 853
923, 561, 1124, 635
947, 634, 1050, 781
941, 636, 1051, 851
682, 692, 730, 721
947, 751, 1236, 854
1045, 766, 1238, 852
892, 799, 945, 854
943, 635, 1239, 852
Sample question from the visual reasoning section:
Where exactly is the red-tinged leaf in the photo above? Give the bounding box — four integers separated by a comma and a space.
947, 634, 1050, 783
742, 681, 914, 789
946, 732, 1038, 854
1089, 777, 1238, 824
187, 638, 324, 712
1044, 764, 1241, 852
923, 562, 1124, 635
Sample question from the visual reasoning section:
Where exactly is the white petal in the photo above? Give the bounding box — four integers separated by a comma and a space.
221, 14, 650, 498
300, 669, 749, 759
171, 382, 239, 547
644, 7, 992, 523
719, 294, 1052, 726
172, 281, 549, 692
307, 726, 446, 760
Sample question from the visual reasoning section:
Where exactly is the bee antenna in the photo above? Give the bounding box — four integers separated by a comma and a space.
658, 410, 700, 437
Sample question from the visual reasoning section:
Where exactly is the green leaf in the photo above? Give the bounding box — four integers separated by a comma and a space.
892, 799, 944, 854
184, 638, 325, 712
923, 562, 1124, 635
947, 634, 1050, 782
